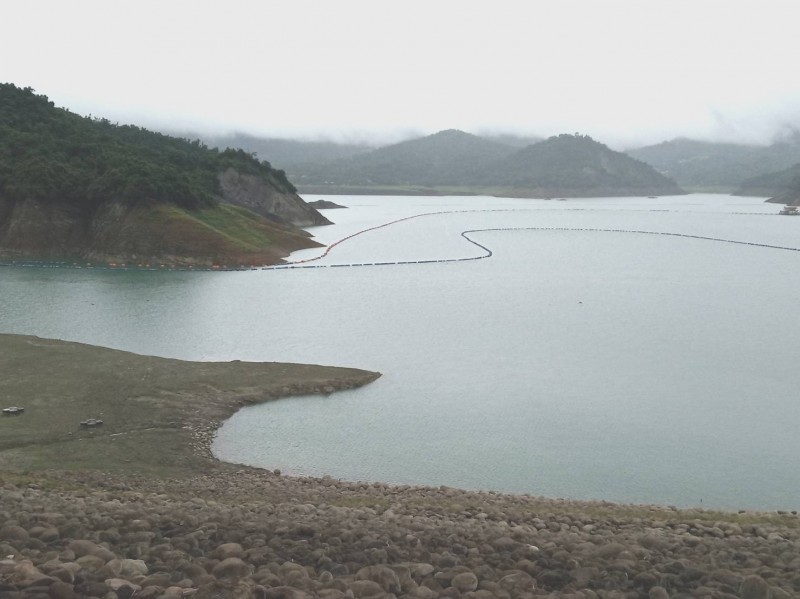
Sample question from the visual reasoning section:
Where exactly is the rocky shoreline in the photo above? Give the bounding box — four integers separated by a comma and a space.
2, 467, 799, 599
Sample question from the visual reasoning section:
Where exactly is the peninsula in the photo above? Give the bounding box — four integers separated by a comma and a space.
0, 85, 329, 268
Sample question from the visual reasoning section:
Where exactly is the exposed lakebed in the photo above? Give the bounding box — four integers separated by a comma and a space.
2, 194, 798, 510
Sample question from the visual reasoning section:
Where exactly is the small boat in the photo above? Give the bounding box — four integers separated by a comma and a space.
779, 206, 798, 215
2, 407, 25, 416
80, 418, 104, 428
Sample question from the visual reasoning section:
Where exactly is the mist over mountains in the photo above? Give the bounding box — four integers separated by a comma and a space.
192, 130, 680, 198
188, 126, 800, 201
628, 132, 800, 192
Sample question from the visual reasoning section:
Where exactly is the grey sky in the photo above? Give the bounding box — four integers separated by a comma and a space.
4, 0, 800, 148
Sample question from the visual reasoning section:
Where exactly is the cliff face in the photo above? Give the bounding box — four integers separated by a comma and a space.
0, 196, 322, 267
217, 168, 330, 227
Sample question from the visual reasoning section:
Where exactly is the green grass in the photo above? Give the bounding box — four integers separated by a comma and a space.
0, 334, 380, 478
189, 204, 278, 249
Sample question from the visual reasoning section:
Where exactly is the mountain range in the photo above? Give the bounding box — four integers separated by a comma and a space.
286, 130, 683, 197
627, 133, 800, 192
205, 129, 800, 200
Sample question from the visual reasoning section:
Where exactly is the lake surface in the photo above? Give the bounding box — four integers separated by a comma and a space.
2, 194, 798, 510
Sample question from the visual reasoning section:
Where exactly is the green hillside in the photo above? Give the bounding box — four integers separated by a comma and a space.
734, 163, 800, 204
470, 134, 684, 197
0, 84, 325, 266
0, 85, 299, 209
290, 129, 517, 187
290, 131, 682, 197
628, 134, 800, 191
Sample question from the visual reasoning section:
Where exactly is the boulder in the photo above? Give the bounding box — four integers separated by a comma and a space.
451, 572, 478, 593
355, 565, 401, 593
212, 558, 253, 582
739, 575, 769, 599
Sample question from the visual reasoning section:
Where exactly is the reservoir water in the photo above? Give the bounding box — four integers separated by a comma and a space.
2, 194, 798, 510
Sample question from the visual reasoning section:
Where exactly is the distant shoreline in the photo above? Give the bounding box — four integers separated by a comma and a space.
3, 333, 800, 599
297, 184, 689, 198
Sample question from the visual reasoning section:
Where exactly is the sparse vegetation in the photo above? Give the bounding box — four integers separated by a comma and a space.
0, 333, 379, 476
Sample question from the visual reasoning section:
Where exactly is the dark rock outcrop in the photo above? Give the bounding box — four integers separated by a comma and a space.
307, 200, 347, 210
218, 168, 331, 227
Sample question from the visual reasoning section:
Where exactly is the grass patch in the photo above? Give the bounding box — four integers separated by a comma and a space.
0, 334, 380, 478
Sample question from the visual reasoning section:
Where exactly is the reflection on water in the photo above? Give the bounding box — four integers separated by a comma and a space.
2, 194, 798, 510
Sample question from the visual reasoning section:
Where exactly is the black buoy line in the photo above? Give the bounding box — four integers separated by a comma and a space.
262, 208, 800, 271
0, 207, 791, 271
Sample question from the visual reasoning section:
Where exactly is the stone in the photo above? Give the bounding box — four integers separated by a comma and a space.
213, 544, 244, 560
355, 565, 401, 593
118, 559, 148, 578
451, 572, 478, 593
211, 558, 252, 582
104, 579, 141, 599
10, 560, 52, 587
141, 574, 172, 588
262, 587, 309, 599
47, 581, 75, 599
38, 529, 60, 544
593, 543, 626, 558
67, 541, 103, 558
0, 526, 29, 542
406, 563, 435, 582
739, 575, 769, 599
75, 555, 105, 572
348, 580, 384, 598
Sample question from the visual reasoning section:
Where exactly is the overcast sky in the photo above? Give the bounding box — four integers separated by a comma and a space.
4, 0, 800, 148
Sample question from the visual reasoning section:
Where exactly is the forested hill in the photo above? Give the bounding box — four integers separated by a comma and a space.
628, 135, 800, 192
290, 131, 683, 197
197, 132, 375, 168
290, 129, 517, 188
734, 163, 800, 205
470, 134, 685, 197
0, 84, 328, 267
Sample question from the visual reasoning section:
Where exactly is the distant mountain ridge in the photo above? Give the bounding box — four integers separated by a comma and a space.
468, 134, 684, 197
0, 84, 328, 267
291, 129, 517, 187
735, 164, 800, 205
628, 134, 800, 191
197, 132, 375, 168
290, 131, 683, 197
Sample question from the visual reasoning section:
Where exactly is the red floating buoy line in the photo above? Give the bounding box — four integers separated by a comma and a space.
261, 208, 800, 272
0, 208, 791, 272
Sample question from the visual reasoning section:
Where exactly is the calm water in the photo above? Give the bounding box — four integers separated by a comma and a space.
2, 194, 798, 510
